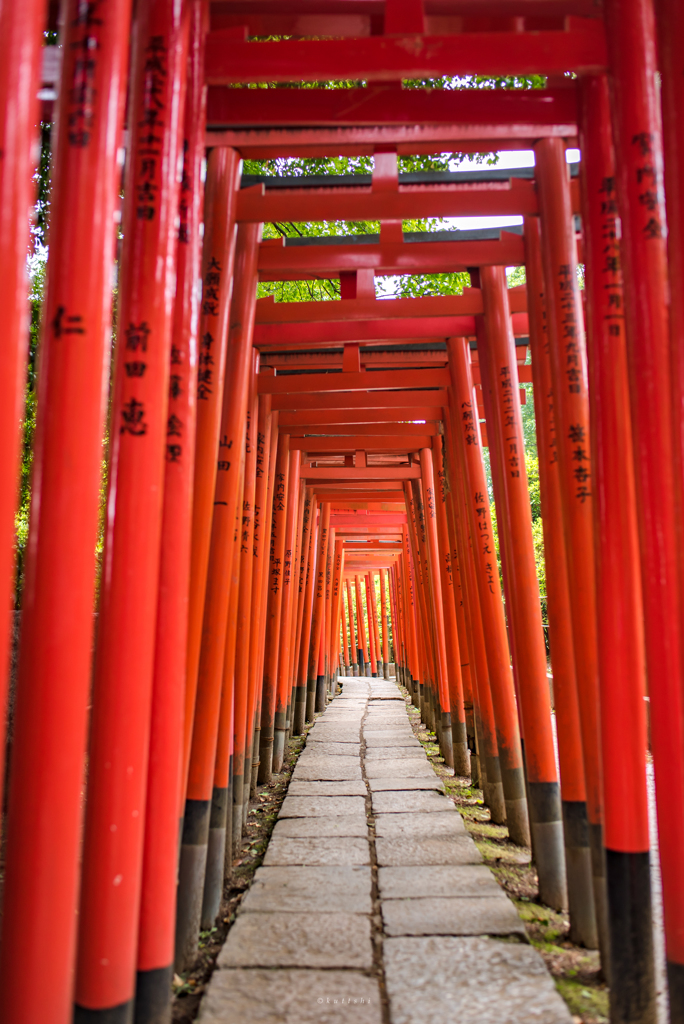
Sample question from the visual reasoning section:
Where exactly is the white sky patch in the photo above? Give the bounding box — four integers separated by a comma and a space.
441, 214, 523, 231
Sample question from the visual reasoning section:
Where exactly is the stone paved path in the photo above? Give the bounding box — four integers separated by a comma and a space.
199, 677, 572, 1024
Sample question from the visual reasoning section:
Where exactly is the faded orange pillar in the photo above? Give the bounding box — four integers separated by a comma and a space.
447, 337, 530, 846
354, 573, 368, 675
524, 213, 596, 948
308, 504, 331, 714
273, 449, 301, 771
479, 265, 566, 910
294, 496, 318, 730
379, 568, 390, 678
346, 578, 359, 676
365, 574, 379, 677
535, 138, 607, 957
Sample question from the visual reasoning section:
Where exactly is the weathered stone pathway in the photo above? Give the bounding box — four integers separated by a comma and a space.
199, 677, 572, 1024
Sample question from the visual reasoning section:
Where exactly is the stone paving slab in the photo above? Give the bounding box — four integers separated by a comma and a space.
381, 895, 526, 938
364, 748, 427, 761
365, 759, 434, 779
218, 912, 373, 968
362, 721, 415, 732
299, 743, 361, 757
383, 936, 573, 1024
374, 811, 466, 839
363, 733, 420, 747
306, 730, 362, 744
378, 864, 503, 900
371, 790, 454, 814
279, 795, 366, 818
287, 780, 367, 797
240, 866, 372, 914
375, 836, 482, 867
368, 776, 445, 792
292, 761, 363, 782
264, 836, 370, 866
199, 969, 383, 1024
272, 815, 368, 839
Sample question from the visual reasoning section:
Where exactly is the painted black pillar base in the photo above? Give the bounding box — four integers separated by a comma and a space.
371, 671, 377, 677
451, 716, 470, 777
134, 964, 174, 1024
527, 780, 567, 911
501, 764, 530, 847
483, 754, 506, 824
667, 960, 684, 1024
250, 728, 260, 799
257, 725, 274, 784
175, 798, 210, 971
232, 771, 244, 857
273, 707, 287, 773
293, 684, 307, 734
589, 821, 611, 979
75, 1000, 133, 1024
605, 849, 655, 1024
562, 800, 598, 949
201, 783, 229, 928
305, 677, 317, 720
439, 710, 454, 769
315, 673, 326, 712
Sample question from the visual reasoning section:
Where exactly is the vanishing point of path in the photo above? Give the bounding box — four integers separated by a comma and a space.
198, 676, 572, 1024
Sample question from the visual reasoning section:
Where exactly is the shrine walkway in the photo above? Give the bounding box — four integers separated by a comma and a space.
198, 677, 572, 1024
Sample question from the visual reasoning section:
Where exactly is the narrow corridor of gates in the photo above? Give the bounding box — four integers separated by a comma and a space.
0, 2, 681, 1023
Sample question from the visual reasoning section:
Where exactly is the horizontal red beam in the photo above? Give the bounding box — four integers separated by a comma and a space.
279, 408, 442, 427
205, 26, 607, 83
290, 434, 432, 451
211, 84, 577, 128
286, 421, 441, 436
259, 367, 450, 395
304, 465, 421, 480
254, 311, 530, 347
271, 388, 448, 412
257, 232, 525, 279
315, 493, 407, 503
255, 289, 526, 324
331, 513, 407, 525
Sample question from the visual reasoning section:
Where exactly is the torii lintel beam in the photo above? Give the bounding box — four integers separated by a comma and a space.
255, 290, 526, 324
304, 466, 421, 481
253, 312, 529, 347
259, 368, 450, 395
289, 435, 432, 452
279, 409, 442, 427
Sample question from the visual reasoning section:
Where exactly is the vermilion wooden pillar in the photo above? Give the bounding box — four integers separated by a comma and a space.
341, 582, 351, 676
0, 3, 127, 1021
287, 481, 308, 728
524, 214, 597, 949
407, 481, 439, 733
232, 389, 259, 855
258, 432, 291, 780
432, 438, 469, 775
354, 572, 367, 676
330, 539, 345, 681
136, 4, 200, 1015
273, 449, 301, 770
379, 568, 390, 678
346, 578, 359, 675
446, 410, 505, 815
294, 496, 317, 730
364, 574, 379, 677
535, 138, 608, 962
307, 503, 331, 711
176, 222, 260, 969
447, 339, 529, 846
74, 1, 186, 1016
319, 526, 335, 705
0, 0, 45, 820
479, 266, 566, 911
637, 0, 684, 1007
401, 525, 421, 706
581, 72, 656, 1018
183, 146, 240, 794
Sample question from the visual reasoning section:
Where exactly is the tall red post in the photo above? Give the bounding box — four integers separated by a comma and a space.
379, 568, 390, 678
258, 432, 291, 780
447, 338, 530, 846
479, 266, 566, 911
136, 3, 201, 1015
581, 71, 656, 1016
341, 578, 351, 676
535, 137, 608, 961
524, 214, 597, 948
293, 495, 317, 730
346, 578, 359, 676
0, 3, 130, 1021
176, 223, 260, 969
354, 572, 367, 676
74, 1, 186, 1016
183, 146, 241, 793
0, 0, 45, 816
365, 574, 379, 677
273, 449, 301, 770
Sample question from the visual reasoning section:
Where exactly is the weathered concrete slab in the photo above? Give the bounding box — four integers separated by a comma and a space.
368, 776, 445, 793
273, 815, 368, 839
300, 742, 361, 757
279, 795, 366, 818
374, 811, 466, 839
292, 759, 363, 782
199, 968, 383, 1024
287, 780, 366, 797
365, 760, 434, 779
382, 936, 573, 1024
363, 733, 420, 747
381, 895, 525, 937
362, 722, 415, 732
371, 790, 454, 814
364, 748, 427, 761
378, 864, 502, 900
306, 729, 361, 744
218, 911, 373, 968
375, 836, 482, 867
264, 836, 370, 867
240, 866, 372, 914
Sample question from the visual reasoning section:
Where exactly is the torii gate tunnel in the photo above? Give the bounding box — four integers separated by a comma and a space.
1, 1, 684, 1022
